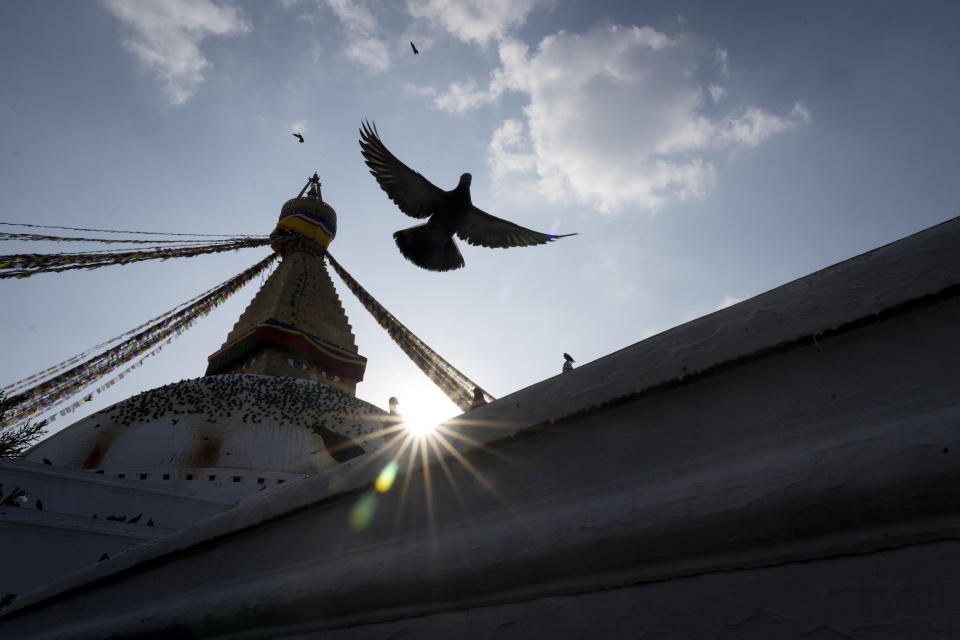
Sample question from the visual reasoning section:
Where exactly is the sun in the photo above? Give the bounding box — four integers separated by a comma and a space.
394, 388, 458, 439
404, 420, 437, 437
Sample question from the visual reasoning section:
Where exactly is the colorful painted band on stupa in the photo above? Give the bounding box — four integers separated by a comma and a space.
274, 212, 334, 249
206, 318, 366, 380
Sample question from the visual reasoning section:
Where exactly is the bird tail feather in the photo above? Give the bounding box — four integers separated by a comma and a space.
393, 225, 465, 272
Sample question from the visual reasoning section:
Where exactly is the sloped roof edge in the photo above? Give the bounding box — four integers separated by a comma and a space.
5, 215, 960, 617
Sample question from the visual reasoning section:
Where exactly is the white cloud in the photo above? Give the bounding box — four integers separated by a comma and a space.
431, 80, 497, 112
715, 294, 744, 310
405, 0, 542, 46
345, 36, 390, 73
716, 102, 811, 147
324, 0, 377, 34
714, 47, 729, 76
320, 0, 390, 73
421, 24, 810, 213
104, 0, 251, 106
488, 119, 536, 177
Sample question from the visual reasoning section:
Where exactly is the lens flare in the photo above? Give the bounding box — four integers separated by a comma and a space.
405, 420, 436, 437
349, 493, 378, 531
375, 460, 398, 493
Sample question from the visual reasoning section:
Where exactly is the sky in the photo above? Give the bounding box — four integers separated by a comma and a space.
1, 0, 959, 436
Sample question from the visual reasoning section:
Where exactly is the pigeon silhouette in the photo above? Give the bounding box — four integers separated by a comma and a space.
359, 120, 576, 271
311, 423, 365, 463
42, 458, 52, 466
410, 41, 419, 55
293, 132, 304, 143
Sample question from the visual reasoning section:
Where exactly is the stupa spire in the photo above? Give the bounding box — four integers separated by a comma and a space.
205, 176, 366, 394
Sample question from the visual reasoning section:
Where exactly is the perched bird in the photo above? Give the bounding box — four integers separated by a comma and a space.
35, 499, 43, 511
388, 397, 401, 416
42, 458, 52, 466
311, 423, 365, 463
359, 120, 576, 271
470, 386, 487, 410
563, 352, 574, 373
147, 518, 154, 527
99, 553, 109, 562
410, 41, 419, 55
95, 469, 104, 474
128, 513, 142, 524
293, 132, 304, 143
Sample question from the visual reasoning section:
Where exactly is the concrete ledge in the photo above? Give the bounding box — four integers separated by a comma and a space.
2, 217, 959, 637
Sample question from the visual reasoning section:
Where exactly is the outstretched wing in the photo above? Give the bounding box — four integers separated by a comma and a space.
457, 206, 577, 248
359, 120, 444, 220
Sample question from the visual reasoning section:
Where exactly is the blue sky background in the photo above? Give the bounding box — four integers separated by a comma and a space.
2, 0, 959, 434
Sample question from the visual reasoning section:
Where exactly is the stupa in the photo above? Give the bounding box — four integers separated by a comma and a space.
0, 176, 391, 595
205, 173, 366, 395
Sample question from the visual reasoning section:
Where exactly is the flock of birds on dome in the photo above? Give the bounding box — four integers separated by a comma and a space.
86, 375, 382, 458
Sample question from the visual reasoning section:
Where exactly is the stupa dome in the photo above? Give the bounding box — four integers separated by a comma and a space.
273, 194, 337, 252
24, 375, 388, 481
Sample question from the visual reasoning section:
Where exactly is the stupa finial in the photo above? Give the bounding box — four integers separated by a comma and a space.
296, 172, 323, 201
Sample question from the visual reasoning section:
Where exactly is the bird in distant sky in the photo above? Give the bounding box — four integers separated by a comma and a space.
292, 132, 304, 143
410, 41, 419, 55
359, 120, 576, 271
563, 353, 574, 373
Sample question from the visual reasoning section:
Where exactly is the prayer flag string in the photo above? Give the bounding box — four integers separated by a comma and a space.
0, 231, 267, 245
325, 252, 493, 411
1, 253, 278, 431
0, 221, 261, 237
0, 237, 271, 279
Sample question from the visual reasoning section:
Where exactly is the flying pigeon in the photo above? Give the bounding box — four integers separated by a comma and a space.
293, 132, 304, 143
410, 41, 419, 55
359, 120, 576, 271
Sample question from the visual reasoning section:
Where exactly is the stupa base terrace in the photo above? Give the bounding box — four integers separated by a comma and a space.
0, 375, 387, 595
2, 216, 960, 638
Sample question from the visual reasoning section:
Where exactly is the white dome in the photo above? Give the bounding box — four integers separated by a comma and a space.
25, 375, 390, 477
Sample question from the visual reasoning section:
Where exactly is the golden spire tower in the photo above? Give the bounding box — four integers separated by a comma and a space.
205, 174, 366, 394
